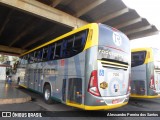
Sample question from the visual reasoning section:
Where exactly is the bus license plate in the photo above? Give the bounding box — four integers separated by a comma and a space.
112, 99, 119, 104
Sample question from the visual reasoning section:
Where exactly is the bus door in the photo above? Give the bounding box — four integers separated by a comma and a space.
67, 78, 82, 104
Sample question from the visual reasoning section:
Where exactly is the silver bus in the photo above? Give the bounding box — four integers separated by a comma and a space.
131, 47, 160, 98
17, 23, 131, 110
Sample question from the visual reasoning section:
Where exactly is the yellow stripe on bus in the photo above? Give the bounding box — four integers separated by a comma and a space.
66, 100, 128, 110
130, 94, 160, 99
19, 84, 27, 88
83, 24, 98, 50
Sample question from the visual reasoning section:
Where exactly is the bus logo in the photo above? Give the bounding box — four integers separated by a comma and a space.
99, 70, 104, 76
113, 32, 122, 46
100, 82, 108, 89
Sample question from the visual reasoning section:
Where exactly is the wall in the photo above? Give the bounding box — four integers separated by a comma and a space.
0, 67, 6, 81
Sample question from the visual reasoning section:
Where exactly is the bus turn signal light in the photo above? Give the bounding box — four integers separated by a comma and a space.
150, 76, 155, 90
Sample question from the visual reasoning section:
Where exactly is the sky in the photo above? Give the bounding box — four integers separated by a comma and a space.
122, 0, 160, 49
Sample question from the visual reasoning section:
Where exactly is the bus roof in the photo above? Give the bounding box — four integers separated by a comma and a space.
131, 47, 153, 52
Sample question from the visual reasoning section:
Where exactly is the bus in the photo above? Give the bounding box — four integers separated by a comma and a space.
17, 23, 131, 110
131, 48, 160, 98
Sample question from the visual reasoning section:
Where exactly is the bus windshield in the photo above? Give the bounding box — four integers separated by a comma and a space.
131, 51, 146, 67
98, 24, 130, 64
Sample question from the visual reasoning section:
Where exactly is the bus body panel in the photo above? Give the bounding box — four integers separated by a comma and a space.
84, 24, 130, 107
97, 24, 130, 99
131, 64, 147, 95
17, 23, 130, 110
84, 46, 129, 109
25, 51, 86, 104
154, 70, 160, 93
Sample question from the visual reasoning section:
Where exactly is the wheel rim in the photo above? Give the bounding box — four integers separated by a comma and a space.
45, 89, 50, 100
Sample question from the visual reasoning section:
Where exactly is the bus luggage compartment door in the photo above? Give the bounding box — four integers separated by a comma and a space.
67, 78, 82, 104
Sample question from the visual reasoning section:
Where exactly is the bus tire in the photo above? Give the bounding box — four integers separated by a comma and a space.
43, 84, 53, 104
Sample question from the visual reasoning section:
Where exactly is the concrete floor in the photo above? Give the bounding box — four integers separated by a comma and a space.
0, 81, 31, 104
0, 82, 160, 119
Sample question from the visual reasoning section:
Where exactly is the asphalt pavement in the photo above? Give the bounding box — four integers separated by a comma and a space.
0, 86, 160, 120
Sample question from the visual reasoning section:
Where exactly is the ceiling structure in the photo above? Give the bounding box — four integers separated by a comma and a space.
0, 0, 158, 55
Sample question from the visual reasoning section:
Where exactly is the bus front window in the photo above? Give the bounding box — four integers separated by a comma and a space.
131, 51, 146, 67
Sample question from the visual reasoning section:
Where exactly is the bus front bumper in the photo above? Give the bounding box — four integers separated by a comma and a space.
66, 101, 128, 110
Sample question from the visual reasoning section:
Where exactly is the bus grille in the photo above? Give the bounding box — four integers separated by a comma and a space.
101, 61, 128, 70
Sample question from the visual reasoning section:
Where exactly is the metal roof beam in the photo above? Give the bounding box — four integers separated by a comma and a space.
0, 10, 13, 36
74, 0, 106, 17
0, 45, 26, 54
22, 27, 58, 49
9, 20, 43, 47
0, 52, 19, 56
115, 17, 142, 29
0, 0, 87, 28
96, 8, 129, 23
62, 0, 73, 6
125, 25, 152, 35
129, 31, 159, 40
50, 0, 63, 7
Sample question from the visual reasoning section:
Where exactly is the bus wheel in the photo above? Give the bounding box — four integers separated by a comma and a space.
43, 85, 53, 104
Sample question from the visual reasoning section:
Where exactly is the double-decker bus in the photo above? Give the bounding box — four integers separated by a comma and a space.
17, 23, 131, 110
131, 48, 160, 98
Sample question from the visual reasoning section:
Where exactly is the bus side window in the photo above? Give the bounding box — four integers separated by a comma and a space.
29, 52, 34, 63
28, 54, 30, 63
64, 36, 74, 57
49, 44, 55, 60
34, 51, 38, 62
62, 30, 88, 58
22, 55, 27, 65
73, 31, 87, 53
42, 47, 49, 61
24, 55, 28, 64
55, 42, 62, 59
26, 54, 29, 64
37, 49, 43, 62
21, 56, 25, 65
